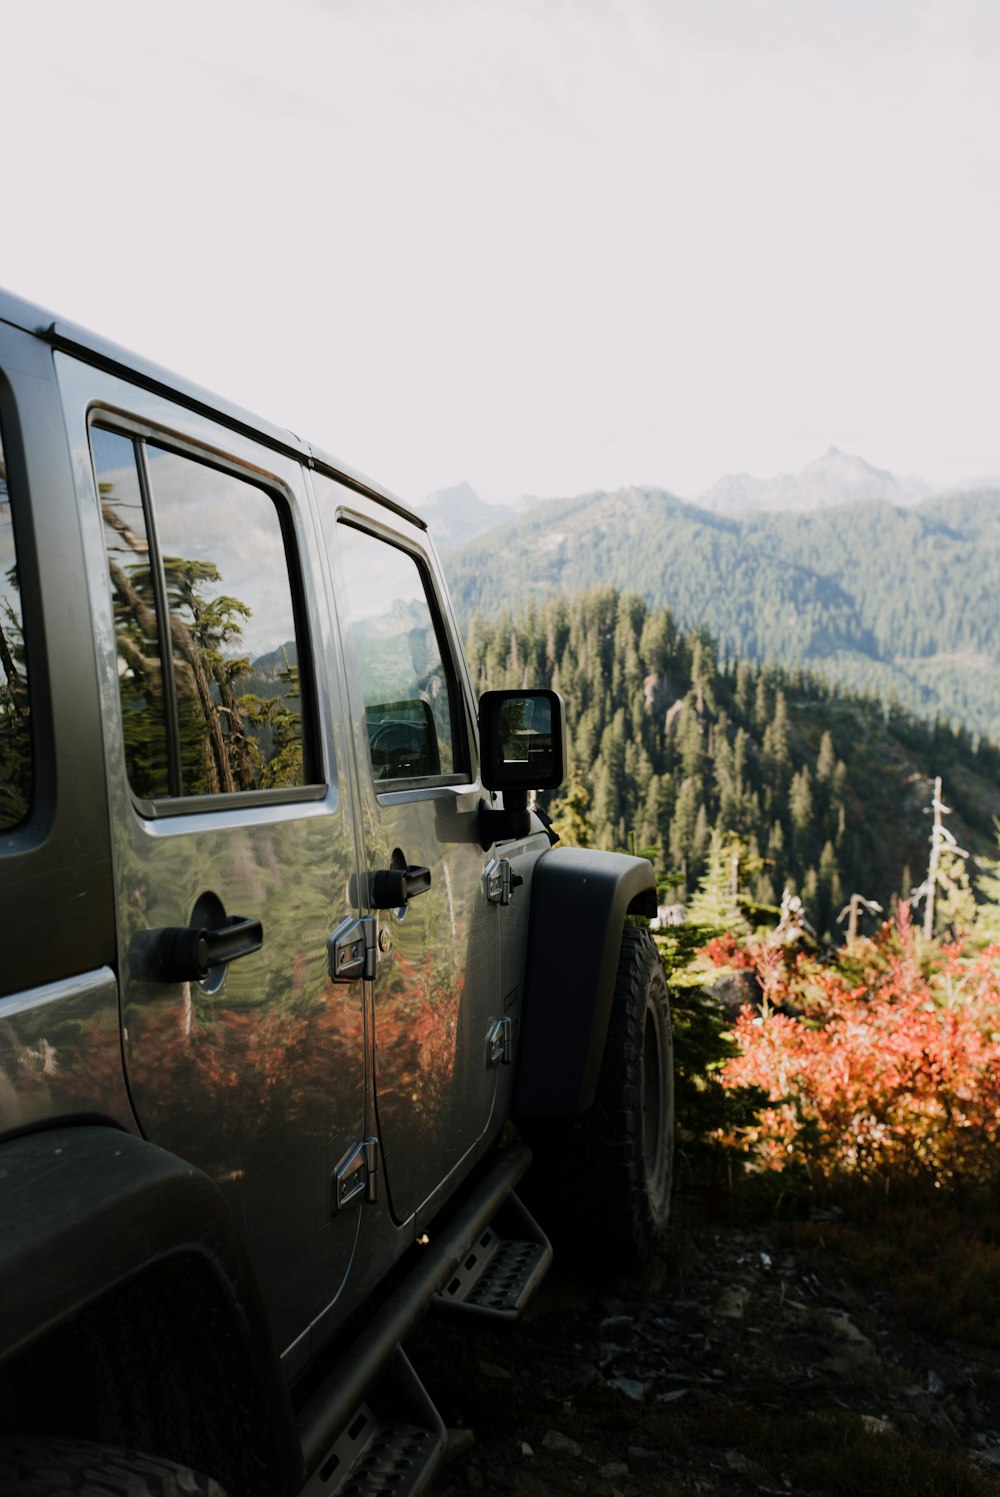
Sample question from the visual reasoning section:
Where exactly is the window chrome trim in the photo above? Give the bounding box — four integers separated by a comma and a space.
333, 514, 472, 789
88, 411, 324, 810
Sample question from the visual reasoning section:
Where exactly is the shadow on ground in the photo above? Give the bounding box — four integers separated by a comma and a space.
410, 1187, 1000, 1496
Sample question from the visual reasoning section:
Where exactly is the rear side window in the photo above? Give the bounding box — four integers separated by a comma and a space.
0, 418, 31, 830
336, 522, 462, 783
92, 427, 311, 803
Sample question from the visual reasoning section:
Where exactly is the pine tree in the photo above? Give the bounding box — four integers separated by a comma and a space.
789, 765, 814, 852
669, 776, 700, 881
817, 840, 843, 937
816, 729, 836, 783
686, 829, 749, 933
549, 761, 594, 848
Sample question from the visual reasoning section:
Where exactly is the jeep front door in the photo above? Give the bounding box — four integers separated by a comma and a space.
315, 482, 502, 1226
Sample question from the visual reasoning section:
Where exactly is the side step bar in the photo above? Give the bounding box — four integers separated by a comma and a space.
434, 1193, 552, 1319
300, 1348, 445, 1497
296, 1143, 535, 1485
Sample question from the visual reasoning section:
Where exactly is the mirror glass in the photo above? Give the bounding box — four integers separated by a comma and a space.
497, 695, 553, 778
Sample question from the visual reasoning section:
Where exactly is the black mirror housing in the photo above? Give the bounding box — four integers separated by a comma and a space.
479, 689, 566, 793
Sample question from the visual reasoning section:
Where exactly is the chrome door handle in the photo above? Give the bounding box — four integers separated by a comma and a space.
365, 865, 432, 909
139, 916, 263, 983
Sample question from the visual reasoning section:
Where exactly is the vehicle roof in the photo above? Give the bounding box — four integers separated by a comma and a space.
0, 286, 426, 530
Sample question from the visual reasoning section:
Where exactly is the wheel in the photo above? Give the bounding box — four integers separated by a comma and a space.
522, 924, 674, 1268
0, 1437, 228, 1496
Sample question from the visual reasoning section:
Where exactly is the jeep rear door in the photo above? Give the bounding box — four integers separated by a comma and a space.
313, 477, 503, 1227
56, 356, 367, 1367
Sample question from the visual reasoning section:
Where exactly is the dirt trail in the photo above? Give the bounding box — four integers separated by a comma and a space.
410, 1199, 1000, 1495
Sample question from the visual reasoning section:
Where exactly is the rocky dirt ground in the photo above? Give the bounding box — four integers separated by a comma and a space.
407, 1193, 1000, 1496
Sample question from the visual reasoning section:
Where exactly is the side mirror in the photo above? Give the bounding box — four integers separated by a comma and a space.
479, 689, 566, 794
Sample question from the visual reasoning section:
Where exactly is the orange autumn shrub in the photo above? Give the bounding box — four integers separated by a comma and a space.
715, 904, 1000, 1187
700, 932, 758, 971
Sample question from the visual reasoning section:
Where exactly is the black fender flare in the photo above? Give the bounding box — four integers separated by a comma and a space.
0, 1124, 303, 1493
511, 847, 657, 1117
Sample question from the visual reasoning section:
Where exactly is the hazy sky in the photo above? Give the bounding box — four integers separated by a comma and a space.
6, 0, 1000, 505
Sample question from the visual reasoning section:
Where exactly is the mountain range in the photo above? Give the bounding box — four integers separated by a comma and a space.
423, 448, 939, 548
436, 482, 1000, 743
696, 447, 930, 515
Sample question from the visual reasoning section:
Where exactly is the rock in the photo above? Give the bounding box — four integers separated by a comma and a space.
541, 1430, 582, 1457
859, 1415, 893, 1436
626, 1446, 660, 1475
820, 1311, 876, 1374
715, 1286, 749, 1320
599, 1461, 629, 1481
518, 1441, 534, 1458
709, 969, 761, 1020
442, 1427, 476, 1466
608, 1375, 646, 1401
478, 1359, 512, 1381
567, 1359, 599, 1390
927, 1369, 945, 1395
963, 1386, 985, 1428
826, 1311, 872, 1348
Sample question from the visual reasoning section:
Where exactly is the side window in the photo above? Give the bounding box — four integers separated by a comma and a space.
0, 418, 31, 829
92, 427, 311, 802
336, 523, 462, 783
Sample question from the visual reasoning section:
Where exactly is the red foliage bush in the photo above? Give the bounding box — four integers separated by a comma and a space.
700, 932, 758, 971
714, 905, 1000, 1187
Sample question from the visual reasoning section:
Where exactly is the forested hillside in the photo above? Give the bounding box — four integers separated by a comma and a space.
446, 488, 1000, 740
466, 588, 1000, 938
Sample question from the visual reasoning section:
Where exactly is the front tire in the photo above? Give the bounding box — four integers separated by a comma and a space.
0, 1438, 228, 1496
523, 925, 674, 1268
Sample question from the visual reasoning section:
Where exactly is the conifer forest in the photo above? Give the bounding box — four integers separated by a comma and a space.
465, 587, 1000, 942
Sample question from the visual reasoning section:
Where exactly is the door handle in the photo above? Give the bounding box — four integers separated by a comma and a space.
138, 916, 264, 983
366, 865, 432, 910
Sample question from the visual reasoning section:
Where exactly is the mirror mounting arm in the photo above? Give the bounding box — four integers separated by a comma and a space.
478, 793, 531, 852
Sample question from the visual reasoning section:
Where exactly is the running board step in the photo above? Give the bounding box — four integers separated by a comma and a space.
301, 1347, 445, 1497
433, 1192, 552, 1320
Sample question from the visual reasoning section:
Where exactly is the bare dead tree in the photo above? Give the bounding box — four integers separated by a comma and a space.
837, 893, 883, 943
912, 776, 968, 940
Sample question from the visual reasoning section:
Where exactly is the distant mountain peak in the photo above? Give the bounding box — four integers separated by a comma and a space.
424, 480, 480, 506
699, 450, 929, 516
420, 481, 519, 549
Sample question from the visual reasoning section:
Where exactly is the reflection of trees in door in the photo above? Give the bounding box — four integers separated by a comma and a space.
0, 426, 32, 831
90, 425, 362, 1339
330, 516, 497, 1217
90, 425, 349, 1112
90, 425, 330, 1139
92, 428, 306, 800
